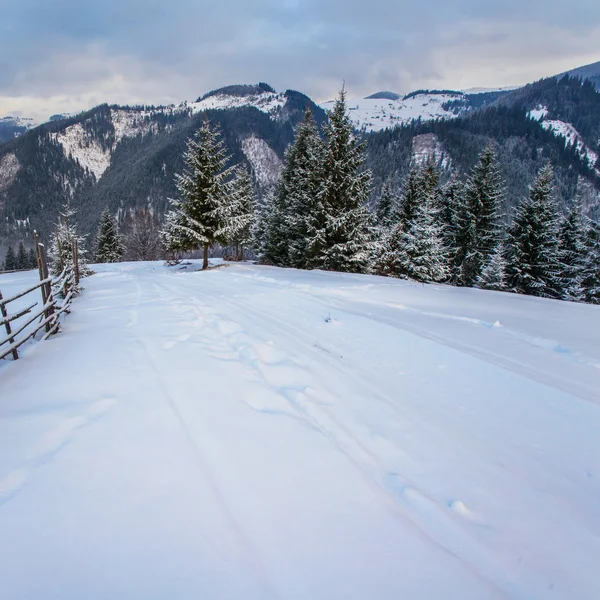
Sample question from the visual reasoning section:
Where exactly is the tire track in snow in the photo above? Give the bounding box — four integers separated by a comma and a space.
126, 274, 281, 600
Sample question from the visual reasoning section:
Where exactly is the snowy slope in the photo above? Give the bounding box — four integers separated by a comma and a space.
1, 262, 599, 599
528, 107, 599, 171
320, 92, 463, 132
187, 91, 287, 118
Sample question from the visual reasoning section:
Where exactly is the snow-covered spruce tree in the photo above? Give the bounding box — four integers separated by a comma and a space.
376, 188, 448, 282
558, 198, 587, 302
505, 164, 563, 298
453, 145, 505, 286
3, 245, 16, 271
397, 165, 425, 230
376, 179, 400, 230
16, 242, 28, 270
582, 219, 600, 304
220, 166, 257, 261
306, 88, 374, 273
252, 188, 276, 262
476, 244, 507, 291
95, 207, 124, 263
283, 107, 325, 269
161, 116, 237, 270
439, 176, 464, 257
50, 199, 91, 278
28, 247, 37, 269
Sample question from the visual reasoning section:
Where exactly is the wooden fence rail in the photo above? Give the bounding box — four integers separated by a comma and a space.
0, 233, 79, 361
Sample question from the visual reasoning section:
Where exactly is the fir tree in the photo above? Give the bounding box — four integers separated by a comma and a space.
306, 88, 374, 273
50, 199, 91, 278
559, 198, 587, 302
376, 190, 448, 282
220, 167, 257, 261
4, 245, 16, 271
398, 165, 425, 230
16, 242, 29, 270
28, 248, 38, 269
454, 145, 505, 286
477, 245, 507, 291
505, 164, 563, 298
284, 107, 325, 269
263, 107, 324, 268
161, 116, 237, 270
376, 180, 400, 230
582, 219, 600, 304
95, 208, 124, 263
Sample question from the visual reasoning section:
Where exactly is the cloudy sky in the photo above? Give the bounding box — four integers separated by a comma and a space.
1, 0, 599, 121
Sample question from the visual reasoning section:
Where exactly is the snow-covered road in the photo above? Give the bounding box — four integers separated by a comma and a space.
1, 262, 599, 599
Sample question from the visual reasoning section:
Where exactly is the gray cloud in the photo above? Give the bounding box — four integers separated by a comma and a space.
0, 0, 599, 120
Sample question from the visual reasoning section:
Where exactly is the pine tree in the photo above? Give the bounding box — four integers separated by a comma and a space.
50, 200, 91, 278
4, 245, 16, 271
162, 116, 237, 270
95, 208, 124, 263
477, 245, 507, 291
505, 164, 563, 298
220, 167, 257, 261
28, 248, 38, 269
306, 88, 374, 273
376, 189, 448, 283
263, 107, 325, 268
376, 180, 400, 230
16, 242, 28, 270
398, 165, 425, 230
454, 145, 505, 286
559, 198, 587, 302
582, 219, 600, 304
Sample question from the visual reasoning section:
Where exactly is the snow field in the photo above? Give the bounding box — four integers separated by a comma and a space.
0, 262, 599, 599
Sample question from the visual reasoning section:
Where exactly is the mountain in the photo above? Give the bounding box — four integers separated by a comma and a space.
0, 86, 326, 250
0, 116, 37, 144
563, 60, 600, 90
319, 89, 511, 133
366, 75, 600, 219
1, 69, 600, 257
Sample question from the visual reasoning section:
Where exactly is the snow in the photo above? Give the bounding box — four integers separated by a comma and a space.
1, 262, 599, 599
320, 92, 463, 132
540, 119, 599, 169
0, 152, 20, 192
412, 133, 451, 168
528, 105, 549, 121
241, 135, 283, 188
51, 109, 158, 179
188, 92, 287, 118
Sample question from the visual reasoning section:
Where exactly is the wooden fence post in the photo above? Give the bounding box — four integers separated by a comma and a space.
73, 237, 80, 286
56, 232, 64, 272
0, 291, 19, 360
38, 244, 55, 333
33, 231, 48, 312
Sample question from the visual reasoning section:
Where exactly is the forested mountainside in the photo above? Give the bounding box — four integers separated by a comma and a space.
366, 76, 600, 219
1, 74, 599, 257
0, 88, 325, 249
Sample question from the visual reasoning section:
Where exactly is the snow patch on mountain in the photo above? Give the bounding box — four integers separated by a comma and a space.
52, 109, 158, 179
187, 91, 287, 119
321, 92, 462, 132
412, 134, 451, 169
528, 105, 549, 121
0, 153, 21, 193
241, 136, 282, 188
0, 116, 37, 130
541, 120, 598, 170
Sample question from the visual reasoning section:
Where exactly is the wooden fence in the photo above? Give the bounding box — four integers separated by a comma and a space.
0, 233, 79, 361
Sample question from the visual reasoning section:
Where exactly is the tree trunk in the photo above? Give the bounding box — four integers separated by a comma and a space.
203, 244, 209, 270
